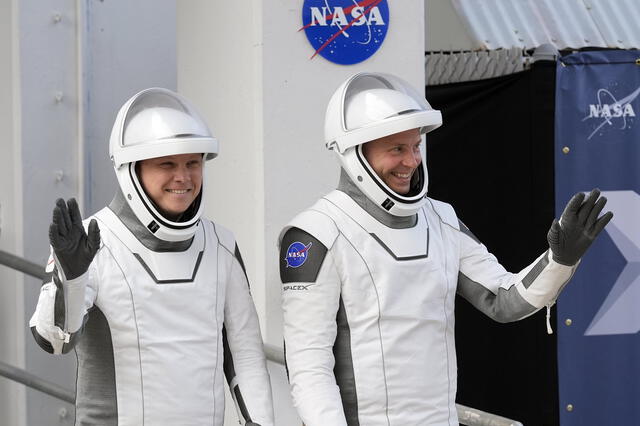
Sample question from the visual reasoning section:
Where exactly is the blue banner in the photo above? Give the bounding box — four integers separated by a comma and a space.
556, 50, 640, 425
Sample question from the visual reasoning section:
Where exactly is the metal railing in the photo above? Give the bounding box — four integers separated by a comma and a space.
0, 360, 74, 404
1, 249, 523, 425
0, 249, 75, 404
0, 249, 47, 281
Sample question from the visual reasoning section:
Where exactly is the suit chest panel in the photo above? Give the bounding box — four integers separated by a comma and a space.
93, 220, 230, 350
328, 206, 459, 321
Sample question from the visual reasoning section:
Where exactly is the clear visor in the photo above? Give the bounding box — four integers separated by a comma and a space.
122, 89, 212, 147
342, 73, 435, 132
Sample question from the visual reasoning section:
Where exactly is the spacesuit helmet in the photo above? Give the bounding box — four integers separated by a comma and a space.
109, 87, 218, 242
324, 72, 442, 216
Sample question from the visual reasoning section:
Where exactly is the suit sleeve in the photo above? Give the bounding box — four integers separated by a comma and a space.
223, 244, 275, 426
456, 220, 579, 323
280, 227, 347, 426
28, 241, 98, 355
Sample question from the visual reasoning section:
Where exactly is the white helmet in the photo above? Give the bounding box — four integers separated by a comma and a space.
325, 72, 442, 216
109, 88, 218, 241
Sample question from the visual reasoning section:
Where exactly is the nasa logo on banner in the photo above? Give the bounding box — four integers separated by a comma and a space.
301, 0, 390, 65
582, 83, 638, 140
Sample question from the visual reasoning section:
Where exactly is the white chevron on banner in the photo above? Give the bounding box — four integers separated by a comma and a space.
585, 190, 640, 336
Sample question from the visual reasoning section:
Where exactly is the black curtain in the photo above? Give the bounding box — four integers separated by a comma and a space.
426, 61, 558, 426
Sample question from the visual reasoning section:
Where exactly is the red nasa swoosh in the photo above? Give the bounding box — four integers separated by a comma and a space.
296, 242, 313, 255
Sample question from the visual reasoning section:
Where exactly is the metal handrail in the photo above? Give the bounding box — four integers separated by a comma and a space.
456, 405, 524, 426
0, 249, 47, 280
0, 250, 75, 403
1, 251, 523, 425
264, 344, 523, 426
0, 360, 74, 404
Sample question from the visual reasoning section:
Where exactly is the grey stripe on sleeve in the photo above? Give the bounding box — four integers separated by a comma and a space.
52, 268, 65, 330
522, 250, 550, 289
222, 326, 253, 423
458, 220, 481, 244
234, 243, 251, 288
457, 272, 537, 323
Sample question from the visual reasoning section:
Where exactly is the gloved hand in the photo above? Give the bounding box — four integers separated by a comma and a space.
547, 189, 613, 266
49, 198, 101, 280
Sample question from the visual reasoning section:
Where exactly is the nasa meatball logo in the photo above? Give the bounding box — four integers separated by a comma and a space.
301, 0, 389, 65
285, 241, 313, 268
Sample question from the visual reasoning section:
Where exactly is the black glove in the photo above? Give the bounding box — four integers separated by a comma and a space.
547, 188, 613, 266
49, 198, 101, 280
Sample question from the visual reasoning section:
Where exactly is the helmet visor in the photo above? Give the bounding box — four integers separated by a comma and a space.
122, 89, 212, 147
342, 73, 437, 132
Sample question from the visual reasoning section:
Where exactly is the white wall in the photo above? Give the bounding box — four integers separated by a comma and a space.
178, 1, 425, 424
0, 1, 26, 425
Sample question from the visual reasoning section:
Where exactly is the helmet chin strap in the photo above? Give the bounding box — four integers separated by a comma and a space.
109, 188, 192, 252
338, 168, 417, 229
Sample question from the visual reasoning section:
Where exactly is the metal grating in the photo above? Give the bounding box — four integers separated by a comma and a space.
426, 47, 528, 85
451, 0, 640, 50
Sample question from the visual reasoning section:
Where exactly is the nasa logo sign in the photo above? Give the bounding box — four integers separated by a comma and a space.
583, 85, 638, 140
301, 0, 390, 65
285, 241, 313, 268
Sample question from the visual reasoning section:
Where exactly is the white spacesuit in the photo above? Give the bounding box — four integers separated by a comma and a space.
279, 73, 611, 425
30, 88, 274, 426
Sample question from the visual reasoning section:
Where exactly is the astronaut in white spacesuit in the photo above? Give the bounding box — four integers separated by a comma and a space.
279, 72, 612, 426
30, 88, 274, 426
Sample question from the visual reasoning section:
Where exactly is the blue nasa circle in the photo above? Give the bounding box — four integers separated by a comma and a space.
301, 0, 390, 65
285, 241, 312, 268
